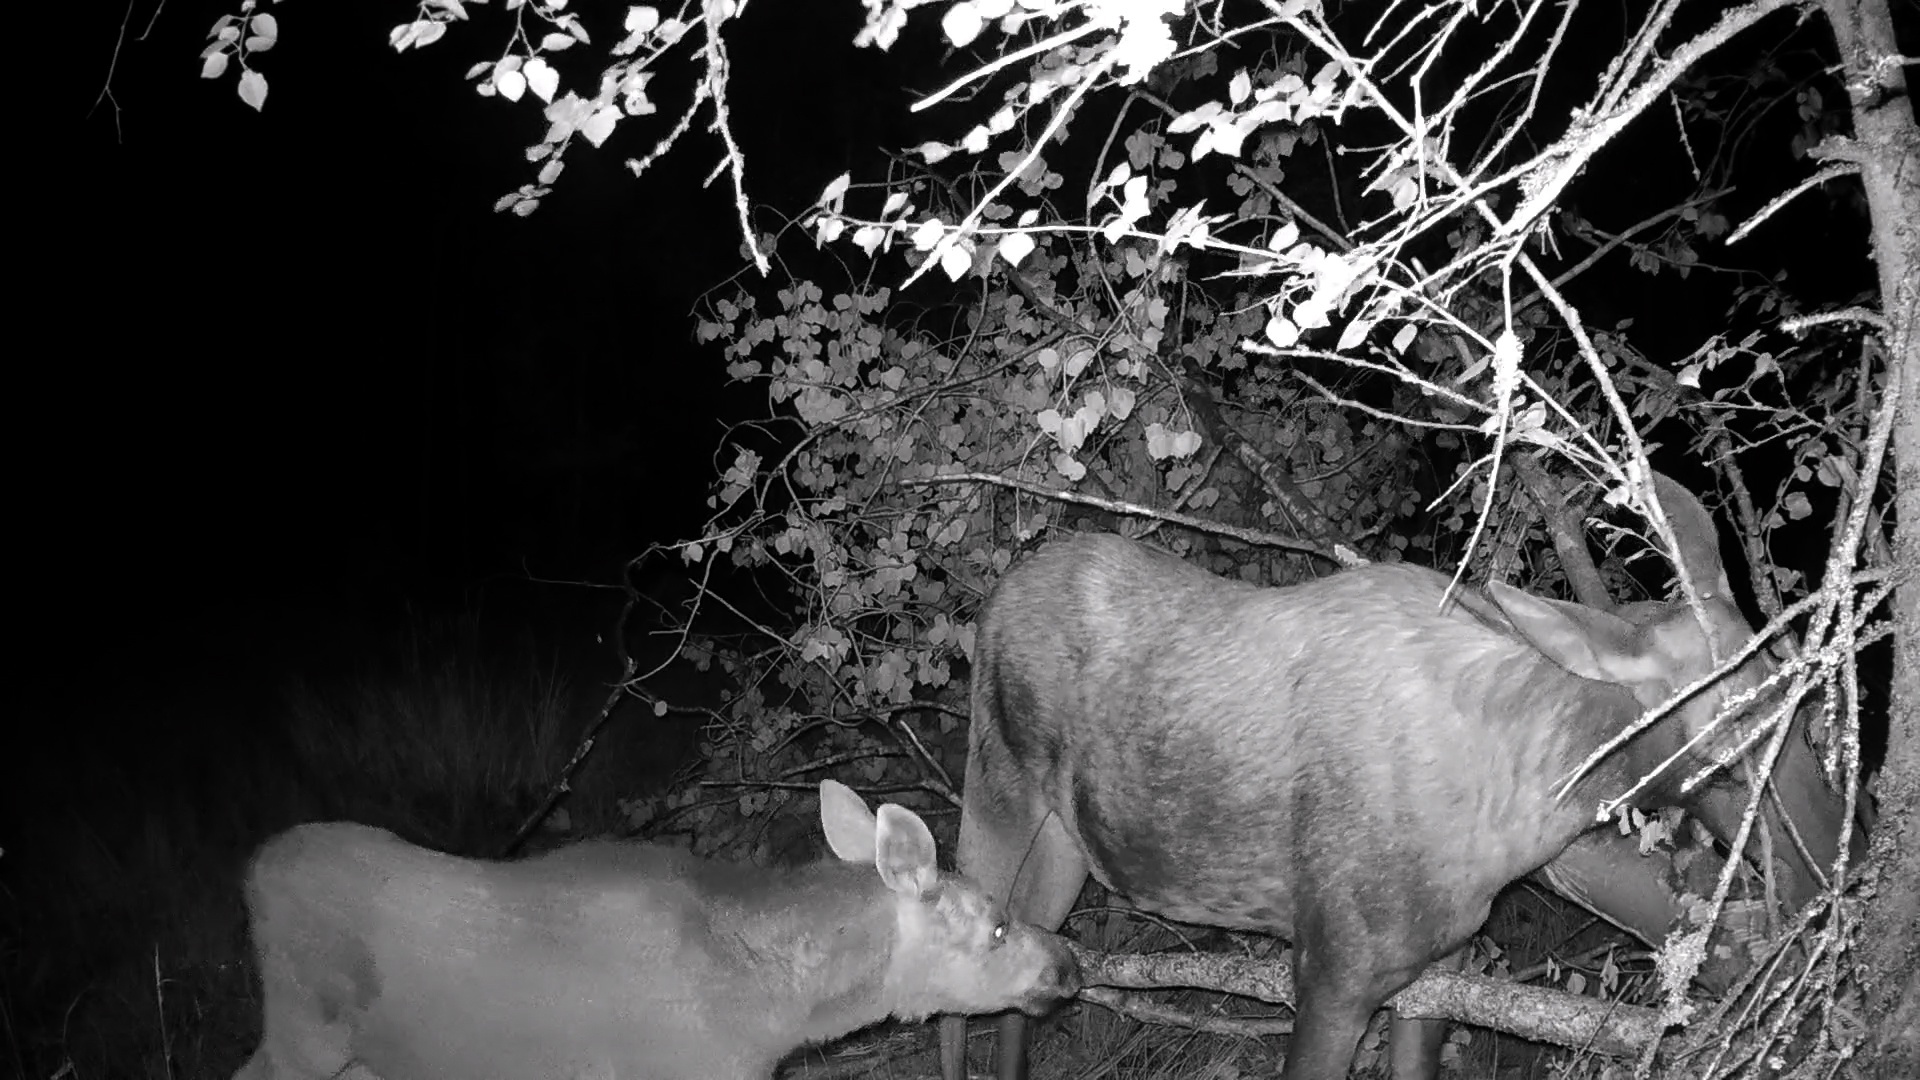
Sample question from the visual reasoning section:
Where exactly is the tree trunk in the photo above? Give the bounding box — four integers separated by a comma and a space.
1815, 0, 1920, 1073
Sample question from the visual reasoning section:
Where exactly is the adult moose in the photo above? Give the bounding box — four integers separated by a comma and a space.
939, 474, 1852, 1079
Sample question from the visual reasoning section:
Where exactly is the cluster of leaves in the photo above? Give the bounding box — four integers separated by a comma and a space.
200, 0, 281, 110
203, 0, 701, 217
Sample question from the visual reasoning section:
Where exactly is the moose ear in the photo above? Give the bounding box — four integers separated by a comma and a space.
818, 779, 878, 863
1487, 582, 1659, 683
1650, 472, 1736, 600
873, 803, 939, 898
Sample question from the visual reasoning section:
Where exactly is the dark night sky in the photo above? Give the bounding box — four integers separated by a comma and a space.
21, 2, 922, 665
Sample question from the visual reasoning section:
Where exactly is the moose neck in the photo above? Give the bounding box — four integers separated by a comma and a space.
699, 857, 902, 1052
1481, 650, 1688, 865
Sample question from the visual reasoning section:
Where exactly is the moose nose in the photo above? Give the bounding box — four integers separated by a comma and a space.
1026, 933, 1083, 1009
1054, 951, 1084, 996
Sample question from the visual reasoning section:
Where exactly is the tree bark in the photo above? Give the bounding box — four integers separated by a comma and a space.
1814, 0, 1920, 1074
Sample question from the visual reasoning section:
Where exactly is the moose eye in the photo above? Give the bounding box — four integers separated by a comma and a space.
991, 922, 1009, 945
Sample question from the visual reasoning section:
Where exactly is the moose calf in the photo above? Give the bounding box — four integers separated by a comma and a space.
236, 779, 1079, 1080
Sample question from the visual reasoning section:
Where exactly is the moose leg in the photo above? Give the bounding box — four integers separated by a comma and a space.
1387, 947, 1465, 1080
943, 767, 1089, 1080
988, 810, 1088, 1080
1285, 896, 1453, 1080
1285, 950, 1398, 1080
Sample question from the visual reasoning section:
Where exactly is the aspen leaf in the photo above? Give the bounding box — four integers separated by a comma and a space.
524, 58, 559, 102
943, 2, 986, 47
1230, 70, 1252, 105
1145, 422, 1173, 459
998, 232, 1035, 265
1055, 412, 1087, 451
911, 219, 945, 251
237, 71, 268, 111
938, 243, 972, 280
496, 67, 527, 101
579, 106, 619, 146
